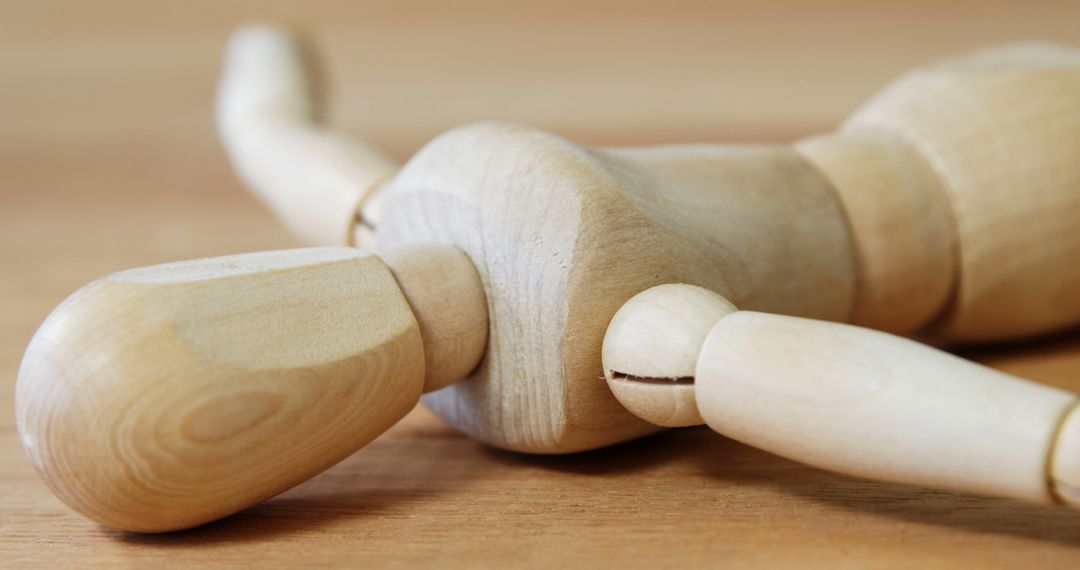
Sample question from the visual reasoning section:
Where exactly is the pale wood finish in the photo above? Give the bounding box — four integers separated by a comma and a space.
605, 284, 1080, 507
14, 29, 1080, 529
847, 43, 1080, 341
797, 129, 956, 335
7, 2, 1080, 565
14, 244, 490, 531
602, 283, 736, 427
383, 244, 489, 392
696, 312, 1077, 506
217, 26, 1080, 347
376, 127, 855, 453
15, 248, 427, 531
217, 27, 397, 246
216, 32, 1080, 453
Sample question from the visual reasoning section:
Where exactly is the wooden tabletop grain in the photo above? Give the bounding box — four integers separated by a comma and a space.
3, 2, 1080, 567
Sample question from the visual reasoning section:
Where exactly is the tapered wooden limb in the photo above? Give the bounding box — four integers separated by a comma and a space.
217, 26, 397, 246
15, 245, 487, 531
604, 284, 1080, 507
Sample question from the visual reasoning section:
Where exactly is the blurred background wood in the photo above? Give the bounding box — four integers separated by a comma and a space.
2, 0, 1080, 567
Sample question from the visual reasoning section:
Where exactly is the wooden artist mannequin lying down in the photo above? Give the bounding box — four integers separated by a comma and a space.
14, 26, 1080, 531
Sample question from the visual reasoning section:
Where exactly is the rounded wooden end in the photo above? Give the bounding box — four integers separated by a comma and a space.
15, 248, 425, 531
602, 284, 737, 427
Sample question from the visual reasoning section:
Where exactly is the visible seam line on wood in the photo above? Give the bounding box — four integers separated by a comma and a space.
609, 371, 695, 385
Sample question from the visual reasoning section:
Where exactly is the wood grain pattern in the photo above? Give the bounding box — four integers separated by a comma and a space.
847, 44, 1080, 341
4, 1, 1080, 567
377, 125, 856, 453
16, 248, 428, 532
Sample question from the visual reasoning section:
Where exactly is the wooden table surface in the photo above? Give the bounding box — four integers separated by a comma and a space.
3, 2, 1080, 567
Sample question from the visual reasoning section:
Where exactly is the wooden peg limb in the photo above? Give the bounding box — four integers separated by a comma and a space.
217, 26, 397, 246
15, 245, 487, 531
603, 284, 1080, 507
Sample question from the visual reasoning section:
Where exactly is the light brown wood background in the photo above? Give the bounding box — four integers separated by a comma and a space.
3, 1, 1080, 567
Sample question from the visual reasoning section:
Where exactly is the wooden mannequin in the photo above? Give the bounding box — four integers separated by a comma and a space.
14, 26, 1080, 531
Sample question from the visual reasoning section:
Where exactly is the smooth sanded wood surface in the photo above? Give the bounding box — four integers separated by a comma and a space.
3, 1, 1080, 567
